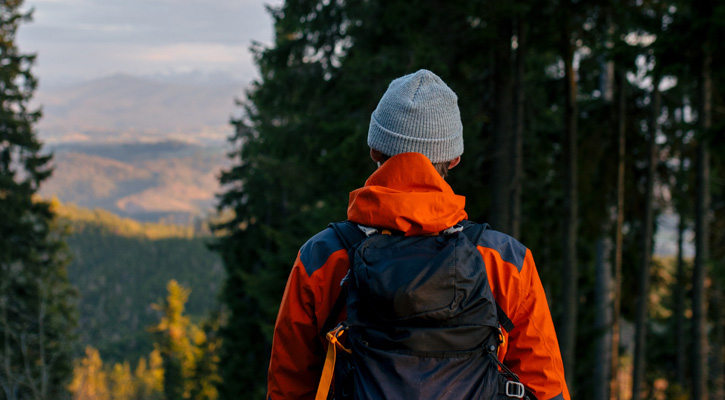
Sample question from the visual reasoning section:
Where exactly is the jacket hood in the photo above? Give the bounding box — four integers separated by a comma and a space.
347, 152, 467, 235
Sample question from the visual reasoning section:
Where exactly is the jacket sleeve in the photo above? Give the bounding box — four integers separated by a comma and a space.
267, 252, 323, 400
504, 250, 570, 400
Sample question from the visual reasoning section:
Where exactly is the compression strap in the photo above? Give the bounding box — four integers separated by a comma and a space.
315, 324, 351, 400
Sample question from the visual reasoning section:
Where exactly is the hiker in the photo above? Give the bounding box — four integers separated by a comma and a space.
267, 69, 570, 400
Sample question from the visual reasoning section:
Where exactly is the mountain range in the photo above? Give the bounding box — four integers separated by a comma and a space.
33, 73, 245, 145
35, 74, 241, 223
40, 140, 229, 223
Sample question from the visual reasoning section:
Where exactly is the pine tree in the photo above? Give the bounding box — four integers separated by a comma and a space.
151, 280, 195, 400
67, 347, 110, 400
0, 2, 77, 399
67, 347, 165, 400
213, 0, 581, 396
151, 280, 220, 400
133, 349, 163, 400
187, 316, 222, 400
215, 0, 723, 396
212, 1, 509, 395
108, 362, 134, 400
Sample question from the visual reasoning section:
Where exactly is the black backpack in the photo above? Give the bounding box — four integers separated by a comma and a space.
316, 221, 534, 400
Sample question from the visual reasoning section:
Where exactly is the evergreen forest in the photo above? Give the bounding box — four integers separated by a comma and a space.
55, 202, 224, 367
2, 0, 725, 400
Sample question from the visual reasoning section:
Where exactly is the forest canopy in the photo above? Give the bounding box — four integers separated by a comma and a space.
213, 1, 725, 399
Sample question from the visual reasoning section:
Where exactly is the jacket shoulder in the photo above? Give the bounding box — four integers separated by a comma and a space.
470, 227, 528, 272
299, 226, 346, 276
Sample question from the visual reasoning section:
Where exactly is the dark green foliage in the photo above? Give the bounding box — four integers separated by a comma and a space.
0, 2, 77, 399
214, 0, 725, 397
62, 221, 224, 365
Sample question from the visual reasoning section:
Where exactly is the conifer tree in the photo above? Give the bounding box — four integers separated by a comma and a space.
68, 347, 164, 400
0, 2, 77, 399
133, 349, 163, 400
152, 280, 194, 400
215, 0, 724, 397
151, 280, 220, 400
213, 0, 573, 396
67, 347, 110, 400
108, 362, 134, 400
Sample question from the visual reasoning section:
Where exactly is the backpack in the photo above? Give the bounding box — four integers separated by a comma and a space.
315, 220, 535, 400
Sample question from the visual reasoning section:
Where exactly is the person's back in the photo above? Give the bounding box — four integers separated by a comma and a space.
267, 70, 570, 400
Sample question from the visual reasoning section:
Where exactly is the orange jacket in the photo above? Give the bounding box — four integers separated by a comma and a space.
267, 153, 570, 400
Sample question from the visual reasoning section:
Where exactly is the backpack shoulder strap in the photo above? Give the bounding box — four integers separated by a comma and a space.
460, 220, 515, 333
319, 221, 369, 337
320, 285, 348, 337
329, 221, 368, 250
459, 219, 490, 244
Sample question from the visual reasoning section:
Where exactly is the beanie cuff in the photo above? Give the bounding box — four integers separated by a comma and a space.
368, 114, 463, 164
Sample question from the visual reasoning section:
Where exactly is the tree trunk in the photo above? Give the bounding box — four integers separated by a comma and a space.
692, 44, 711, 400
594, 38, 616, 400
674, 107, 687, 390
594, 237, 613, 400
631, 83, 660, 399
559, 1, 578, 389
510, 18, 526, 239
712, 282, 724, 400
490, 16, 513, 234
610, 72, 627, 400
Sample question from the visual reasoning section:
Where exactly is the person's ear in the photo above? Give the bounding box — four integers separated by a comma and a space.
448, 156, 461, 170
370, 148, 385, 163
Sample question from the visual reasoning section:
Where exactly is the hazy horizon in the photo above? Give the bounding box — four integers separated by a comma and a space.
17, 0, 281, 88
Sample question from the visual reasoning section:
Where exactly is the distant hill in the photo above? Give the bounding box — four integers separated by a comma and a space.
55, 202, 196, 239
33, 74, 243, 144
54, 201, 224, 364
40, 140, 229, 223
31, 74, 238, 223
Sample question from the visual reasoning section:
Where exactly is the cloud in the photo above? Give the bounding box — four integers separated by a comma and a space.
29, 40, 256, 86
127, 43, 252, 66
18, 0, 280, 84
74, 23, 140, 33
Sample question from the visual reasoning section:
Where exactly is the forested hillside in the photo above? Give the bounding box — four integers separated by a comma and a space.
40, 140, 228, 224
54, 202, 224, 365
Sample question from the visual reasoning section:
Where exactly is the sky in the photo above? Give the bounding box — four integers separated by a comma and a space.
17, 0, 281, 87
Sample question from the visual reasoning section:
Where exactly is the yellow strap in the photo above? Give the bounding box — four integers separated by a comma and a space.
314, 340, 337, 400
497, 327, 505, 359
315, 325, 351, 400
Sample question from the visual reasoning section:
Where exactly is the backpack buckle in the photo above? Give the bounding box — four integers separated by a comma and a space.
356, 224, 378, 237
326, 323, 352, 355
497, 327, 505, 347
505, 381, 525, 398
442, 225, 464, 235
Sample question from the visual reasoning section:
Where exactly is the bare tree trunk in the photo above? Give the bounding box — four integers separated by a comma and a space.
560, 2, 578, 389
1, 265, 19, 400
491, 16, 513, 234
594, 237, 613, 400
692, 44, 711, 400
674, 107, 687, 390
38, 280, 48, 400
675, 213, 687, 381
594, 36, 616, 400
713, 282, 724, 400
510, 18, 526, 239
610, 72, 627, 400
631, 83, 660, 399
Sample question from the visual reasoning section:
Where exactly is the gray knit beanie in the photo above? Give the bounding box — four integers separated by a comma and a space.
368, 69, 463, 164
